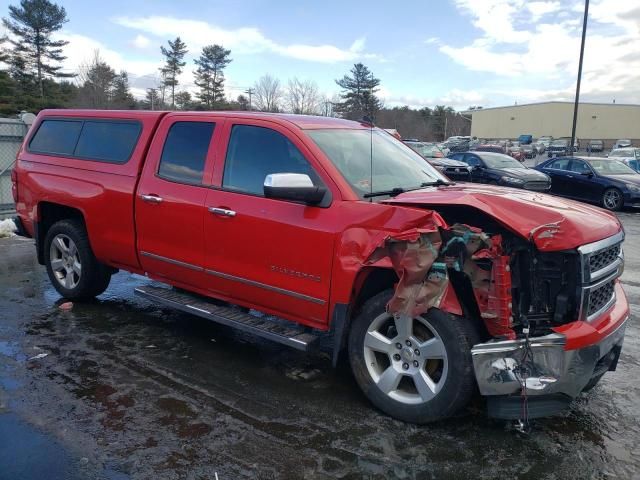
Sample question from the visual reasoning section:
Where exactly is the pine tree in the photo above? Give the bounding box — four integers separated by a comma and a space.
174, 90, 192, 110
193, 44, 231, 109
334, 63, 382, 120
160, 37, 187, 109
3, 0, 73, 99
111, 71, 135, 109
0, 37, 18, 115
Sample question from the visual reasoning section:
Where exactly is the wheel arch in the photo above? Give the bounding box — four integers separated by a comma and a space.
36, 202, 86, 265
330, 267, 399, 368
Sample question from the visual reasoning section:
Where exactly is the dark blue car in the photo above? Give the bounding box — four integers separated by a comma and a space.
534, 156, 640, 211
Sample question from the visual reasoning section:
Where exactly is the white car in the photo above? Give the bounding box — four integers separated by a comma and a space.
608, 148, 640, 172
613, 139, 633, 149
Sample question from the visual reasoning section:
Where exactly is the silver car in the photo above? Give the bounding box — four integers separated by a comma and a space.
608, 148, 640, 172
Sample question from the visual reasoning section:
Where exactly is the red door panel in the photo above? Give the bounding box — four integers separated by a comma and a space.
136, 115, 222, 287
204, 119, 339, 328
204, 189, 335, 327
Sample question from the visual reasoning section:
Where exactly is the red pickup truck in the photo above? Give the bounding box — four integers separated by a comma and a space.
12, 110, 628, 424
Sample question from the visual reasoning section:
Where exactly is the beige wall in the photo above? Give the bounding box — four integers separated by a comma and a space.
469, 102, 640, 141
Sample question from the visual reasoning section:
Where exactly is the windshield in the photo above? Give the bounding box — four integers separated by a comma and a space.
551, 140, 568, 146
588, 159, 637, 175
308, 128, 446, 198
610, 149, 635, 157
479, 154, 525, 169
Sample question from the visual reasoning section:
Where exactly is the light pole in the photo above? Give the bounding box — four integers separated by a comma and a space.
570, 0, 589, 153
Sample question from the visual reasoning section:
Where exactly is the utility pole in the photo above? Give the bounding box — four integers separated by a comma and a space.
571, 0, 590, 154
244, 88, 255, 111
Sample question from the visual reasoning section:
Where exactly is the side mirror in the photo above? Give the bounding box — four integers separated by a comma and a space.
264, 173, 326, 205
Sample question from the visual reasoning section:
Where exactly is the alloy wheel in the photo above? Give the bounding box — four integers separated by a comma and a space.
49, 234, 82, 289
603, 189, 622, 210
363, 312, 448, 405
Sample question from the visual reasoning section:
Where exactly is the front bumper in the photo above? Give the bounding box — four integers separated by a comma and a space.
471, 283, 628, 418
623, 192, 640, 208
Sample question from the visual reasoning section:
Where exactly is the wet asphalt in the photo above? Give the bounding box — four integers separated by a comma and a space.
1, 207, 639, 479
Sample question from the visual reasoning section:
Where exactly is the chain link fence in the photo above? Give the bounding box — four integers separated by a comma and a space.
0, 117, 30, 219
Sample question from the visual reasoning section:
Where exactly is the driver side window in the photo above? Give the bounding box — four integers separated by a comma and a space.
569, 160, 590, 174
222, 125, 320, 196
463, 154, 481, 167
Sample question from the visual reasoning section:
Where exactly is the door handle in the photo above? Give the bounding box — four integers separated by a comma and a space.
208, 207, 236, 217
140, 194, 163, 204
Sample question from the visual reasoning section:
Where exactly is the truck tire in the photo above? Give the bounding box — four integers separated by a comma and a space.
44, 219, 112, 300
348, 290, 480, 424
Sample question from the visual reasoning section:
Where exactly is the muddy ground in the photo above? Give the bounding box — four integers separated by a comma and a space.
1, 213, 639, 480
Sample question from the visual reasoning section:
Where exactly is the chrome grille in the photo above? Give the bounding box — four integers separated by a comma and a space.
590, 244, 621, 274
587, 280, 615, 317
577, 231, 624, 322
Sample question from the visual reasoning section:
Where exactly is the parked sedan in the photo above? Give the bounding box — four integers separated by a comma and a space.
522, 144, 536, 159
447, 151, 551, 190
472, 143, 507, 154
535, 156, 640, 211
534, 142, 546, 155
508, 145, 525, 162
588, 139, 604, 152
428, 158, 472, 180
614, 139, 632, 149
547, 139, 571, 157
404, 141, 446, 159
608, 148, 640, 172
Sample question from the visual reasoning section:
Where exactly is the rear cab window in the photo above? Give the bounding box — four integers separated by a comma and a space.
157, 121, 215, 185
28, 118, 141, 163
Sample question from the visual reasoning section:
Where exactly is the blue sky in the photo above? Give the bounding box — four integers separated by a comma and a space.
7, 0, 639, 109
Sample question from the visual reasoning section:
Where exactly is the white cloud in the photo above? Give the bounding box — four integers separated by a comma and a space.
132, 34, 151, 49
114, 16, 378, 63
439, 0, 640, 103
452, 0, 531, 43
55, 32, 163, 95
527, 1, 561, 21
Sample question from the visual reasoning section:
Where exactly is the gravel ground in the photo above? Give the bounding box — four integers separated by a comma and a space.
0, 210, 639, 480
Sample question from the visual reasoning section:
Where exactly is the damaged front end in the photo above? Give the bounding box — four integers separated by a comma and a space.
366, 218, 627, 420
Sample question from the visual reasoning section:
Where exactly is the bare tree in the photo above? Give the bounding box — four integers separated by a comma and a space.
285, 77, 320, 115
253, 74, 282, 112
75, 50, 116, 108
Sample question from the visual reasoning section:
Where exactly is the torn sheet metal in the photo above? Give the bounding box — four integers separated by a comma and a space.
366, 230, 444, 317
365, 223, 515, 339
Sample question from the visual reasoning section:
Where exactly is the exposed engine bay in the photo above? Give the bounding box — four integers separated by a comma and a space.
366, 206, 581, 342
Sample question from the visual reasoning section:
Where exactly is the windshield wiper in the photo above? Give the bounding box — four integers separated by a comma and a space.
363, 187, 406, 198
364, 180, 453, 198
420, 179, 454, 187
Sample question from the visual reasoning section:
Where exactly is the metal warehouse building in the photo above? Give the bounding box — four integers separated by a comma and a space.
466, 101, 640, 147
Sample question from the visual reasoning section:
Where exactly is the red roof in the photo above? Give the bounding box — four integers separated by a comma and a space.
38, 109, 369, 130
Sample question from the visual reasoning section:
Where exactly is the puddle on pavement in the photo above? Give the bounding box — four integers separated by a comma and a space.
1, 238, 639, 478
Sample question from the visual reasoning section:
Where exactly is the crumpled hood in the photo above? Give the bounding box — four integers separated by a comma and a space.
383, 184, 622, 251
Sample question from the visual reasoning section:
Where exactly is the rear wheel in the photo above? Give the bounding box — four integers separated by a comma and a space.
348, 290, 480, 424
44, 219, 112, 300
602, 188, 623, 211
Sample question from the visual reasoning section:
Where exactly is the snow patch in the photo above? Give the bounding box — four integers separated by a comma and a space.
0, 219, 17, 238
